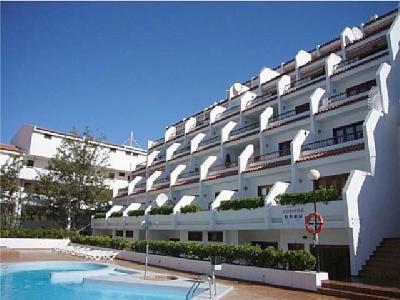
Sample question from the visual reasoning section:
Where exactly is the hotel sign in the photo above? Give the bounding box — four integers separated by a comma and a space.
282, 207, 305, 224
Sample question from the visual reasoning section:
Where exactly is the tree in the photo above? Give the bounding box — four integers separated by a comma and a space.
36, 128, 112, 230
0, 155, 24, 227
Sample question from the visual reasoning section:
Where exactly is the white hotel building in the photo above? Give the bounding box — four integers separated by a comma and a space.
0, 124, 147, 213
92, 9, 400, 280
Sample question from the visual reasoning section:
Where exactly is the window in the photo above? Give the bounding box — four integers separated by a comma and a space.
119, 172, 126, 177
44, 134, 52, 140
333, 121, 363, 144
116, 231, 123, 237
188, 231, 203, 242
258, 185, 273, 198
127, 176, 131, 182
208, 231, 223, 242
295, 102, 310, 114
288, 243, 305, 251
278, 140, 291, 156
108, 173, 115, 179
125, 151, 131, 156
314, 173, 349, 199
125, 231, 133, 238
26, 160, 34, 168
170, 238, 180, 242
24, 182, 31, 188
110, 148, 116, 153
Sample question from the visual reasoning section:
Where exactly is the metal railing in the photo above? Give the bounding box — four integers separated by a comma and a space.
215, 105, 240, 121
209, 161, 238, 172
323, 80, 376, 107
117, 187, 128, 195
254, 149, 291, 162
186, 275, 213, 300
245, 91, 277, 109
199, 136, 220, 147
301, 131, 364, 151
153, 176, 170, 185
196, 118, 210, 127
269, 109, 297, 124
284, 71, 326, 93
152, 137, 165, 147
229, 123, 259, 137
174, 145, 191, 155
334, 43, 388, 71
135, 182, 146, 189
179, 169, 200, 179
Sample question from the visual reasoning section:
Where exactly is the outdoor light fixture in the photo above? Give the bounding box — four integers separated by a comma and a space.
140, 220, 158, 279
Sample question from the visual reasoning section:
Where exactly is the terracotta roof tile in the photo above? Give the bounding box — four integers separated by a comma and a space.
0, 144, 22, 153
204, 170, 238, 181
174, 178, 199, 186
298, 143, 365, 162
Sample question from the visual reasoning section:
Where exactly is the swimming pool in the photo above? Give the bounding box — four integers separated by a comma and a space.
0, 261, 195, 300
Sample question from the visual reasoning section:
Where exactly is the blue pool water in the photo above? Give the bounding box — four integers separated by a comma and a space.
0, 262, 189, 300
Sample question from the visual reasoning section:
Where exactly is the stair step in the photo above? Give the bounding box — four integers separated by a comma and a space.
318, 287, 395, 300
321, 280, 400, 298
364, 261, 400, 269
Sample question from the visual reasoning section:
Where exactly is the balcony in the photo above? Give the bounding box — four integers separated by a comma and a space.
301, 131, 364, 152
227, 123, 259, 142
132, 165, 146, 176
245, 92, 277, 111
116, 187, 128, 197
175, 169, 200, 186
168, 128, 185, 141
284, 71, 326, 95
333, 43, 388, 76
245, 149, 291, 173
151, 176, 170, 190
151, 154, 166, 166
214, 104, 240, 122
318, 80, 376, 114
267, 107, 310, 130
196, 136, 220, 152
206, 161, 238, 181
171, 145, 191, 160
194, 118, 210, 129
133, 182, 146, 194
150, 137, 165, 149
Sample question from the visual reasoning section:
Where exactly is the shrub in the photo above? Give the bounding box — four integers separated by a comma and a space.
180, 204, 202, 214
127, 210, 145, 217
149, 205, 174, 215
218, 197, 264, 211
275, 189, 337, 205
3, 228, 316, 272
110, 212, 123, 218
93, 212, 106, 219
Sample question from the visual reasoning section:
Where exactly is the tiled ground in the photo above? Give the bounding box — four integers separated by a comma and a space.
0, 249, 341, 300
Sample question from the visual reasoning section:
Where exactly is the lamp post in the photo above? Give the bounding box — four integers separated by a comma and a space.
140, 219, 158, 280
308, 169, 321, 273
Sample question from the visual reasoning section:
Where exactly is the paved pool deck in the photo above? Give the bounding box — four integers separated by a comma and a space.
0, 248, 341, 300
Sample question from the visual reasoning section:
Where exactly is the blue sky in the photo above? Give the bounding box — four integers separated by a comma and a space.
1, 2, 396, 148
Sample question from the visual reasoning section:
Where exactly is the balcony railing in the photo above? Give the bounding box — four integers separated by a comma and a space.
209, 161, 238, 172
229, 123, 259, 138
132, 165, 146, 175
153, 176, 170, 186
245, 91, 277, 110
117, 187, 128, 195
173, 145, 191, 157
301, 131, 364, 152
153, 153, 166, 163
175, 128, 185, 137
178, 169, 200, 179
152, 137, 165, 147
269, 109, 297, 124
253, 149, 291, 163
198, 136, 220, 147
334, 43, 388, 72
322, 80, 376, 109
135, 182, 146, 190
284, 71, 326, 94
215, 105, 240, 121
196, 118, 210, 128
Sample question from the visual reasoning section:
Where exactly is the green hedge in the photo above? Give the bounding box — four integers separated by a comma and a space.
0, 228, 78, 239
149, 205, 174, 215
218, 197, 264, 211
127, 210, 145, 217
110, 212, 123, 218
180, 204, 202, 214
0, 228, 316, 271
70, 235, 315, 271
275, 189, 337, 205
93, 212, 106, 219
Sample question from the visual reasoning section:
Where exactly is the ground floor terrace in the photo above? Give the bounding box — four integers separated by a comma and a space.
0, 248, 339, 300
93, 228, 353, 281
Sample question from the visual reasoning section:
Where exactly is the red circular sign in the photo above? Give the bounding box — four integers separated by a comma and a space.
305, 212, 324, 234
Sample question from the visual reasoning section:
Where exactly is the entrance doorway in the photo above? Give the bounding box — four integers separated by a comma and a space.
310, 245, 351, 280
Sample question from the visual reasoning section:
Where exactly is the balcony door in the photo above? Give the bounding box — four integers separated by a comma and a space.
278, 140, 291, 156
333, 121, 363, 144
